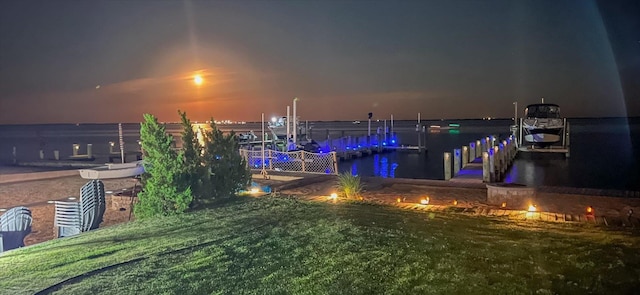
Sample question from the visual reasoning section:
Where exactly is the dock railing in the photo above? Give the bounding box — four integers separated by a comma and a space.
240, 149, 338, 175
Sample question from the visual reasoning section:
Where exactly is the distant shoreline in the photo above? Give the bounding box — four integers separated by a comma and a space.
1, 116, 639, 126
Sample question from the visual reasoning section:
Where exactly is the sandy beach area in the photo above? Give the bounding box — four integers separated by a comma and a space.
0, 175, 138, 246
1, 172, 639, 247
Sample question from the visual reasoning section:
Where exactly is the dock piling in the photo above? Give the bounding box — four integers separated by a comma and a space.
444, 152, 452, 180
489, 149, 495, 182
462, 146, 469, 167
87, 144, 93, 159
482, 151, 490, 182
453, 149, 461, 175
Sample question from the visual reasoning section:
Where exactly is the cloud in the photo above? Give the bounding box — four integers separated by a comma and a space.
96, 68, 235, 95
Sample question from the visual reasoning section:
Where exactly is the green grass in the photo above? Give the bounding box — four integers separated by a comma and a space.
1, 197, 639, 294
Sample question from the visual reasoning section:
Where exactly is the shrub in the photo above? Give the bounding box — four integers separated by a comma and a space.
136, 114, 193, 218
201, 119, 251, 202
178, 110, 206, 204
137, 112, 251, 214
336, 172, 364, 199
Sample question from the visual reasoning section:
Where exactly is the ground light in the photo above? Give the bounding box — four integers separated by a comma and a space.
396, 197, 402, 203
452, 200, 458, 206
328, 193, 338, 200
501, 202, 507, 208
587, 206, 594, 215
420, 197, 429, 205
525, 204, 538, 218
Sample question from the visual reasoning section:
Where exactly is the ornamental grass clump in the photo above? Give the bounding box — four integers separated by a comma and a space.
336, 172, 364, 200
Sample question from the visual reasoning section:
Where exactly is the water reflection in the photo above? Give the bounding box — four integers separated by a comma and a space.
371, 154, 398, 178
351, 162, 358, 176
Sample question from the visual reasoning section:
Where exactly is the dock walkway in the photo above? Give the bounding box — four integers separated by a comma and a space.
449, 157, 483, 184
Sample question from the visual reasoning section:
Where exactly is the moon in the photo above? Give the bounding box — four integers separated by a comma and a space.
194, 75, 203, 85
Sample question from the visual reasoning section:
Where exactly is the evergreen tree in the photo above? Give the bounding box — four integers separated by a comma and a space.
178, 110, 205, 205
202, 119, 251, 201
135, 114, 193, 218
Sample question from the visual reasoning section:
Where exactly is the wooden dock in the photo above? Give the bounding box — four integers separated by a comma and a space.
316, 133, 426, 161
449, 157, 484, 184
447, 135, 518, 183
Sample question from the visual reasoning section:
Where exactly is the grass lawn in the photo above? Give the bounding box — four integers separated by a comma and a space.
1, 196, 639, 294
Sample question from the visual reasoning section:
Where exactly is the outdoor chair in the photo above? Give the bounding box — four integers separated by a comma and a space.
80, 179, 105, 231
54, 201, 82, 238
54, 180, 106, 238
0, 206, 33, 253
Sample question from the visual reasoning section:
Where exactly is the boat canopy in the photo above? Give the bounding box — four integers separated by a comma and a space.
525, 104, 561, 118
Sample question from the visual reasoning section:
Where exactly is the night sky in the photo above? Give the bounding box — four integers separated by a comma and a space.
1, 0, 638, 124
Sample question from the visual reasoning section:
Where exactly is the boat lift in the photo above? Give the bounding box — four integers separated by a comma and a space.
516, 117, 570, 157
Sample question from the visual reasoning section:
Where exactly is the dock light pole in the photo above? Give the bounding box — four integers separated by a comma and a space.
286, 106, 290, 142
384, 119, 387, 142
293, 97, 299, 144
118, 123, 125, 163
513, 101, 518, 125
261, 113, 267, 178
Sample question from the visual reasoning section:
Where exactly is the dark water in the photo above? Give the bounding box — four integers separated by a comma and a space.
1, 118, 639, 191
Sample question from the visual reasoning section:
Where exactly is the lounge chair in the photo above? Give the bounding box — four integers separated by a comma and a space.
54, 180, 106, 238
54, 201, 82, 238
0, 206, 33, 253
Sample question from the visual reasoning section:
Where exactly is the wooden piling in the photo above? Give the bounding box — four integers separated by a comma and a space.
462, 146, 469, 167
493, 146, 500, 181
87, 144, 93, 159
489, 149, 496, 182
482, 151, 490, 182
453, 149, 461, 175
444, 152, 452, 180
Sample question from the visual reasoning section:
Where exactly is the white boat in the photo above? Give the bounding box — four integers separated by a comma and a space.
522, 103, 564, 147
268, 116, 306, 138
78, 161, 145, 179
237, 130, 258, 141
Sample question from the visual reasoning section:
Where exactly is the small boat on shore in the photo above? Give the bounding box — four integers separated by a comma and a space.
78, 161, 144, 179
522, 103, 564, 147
